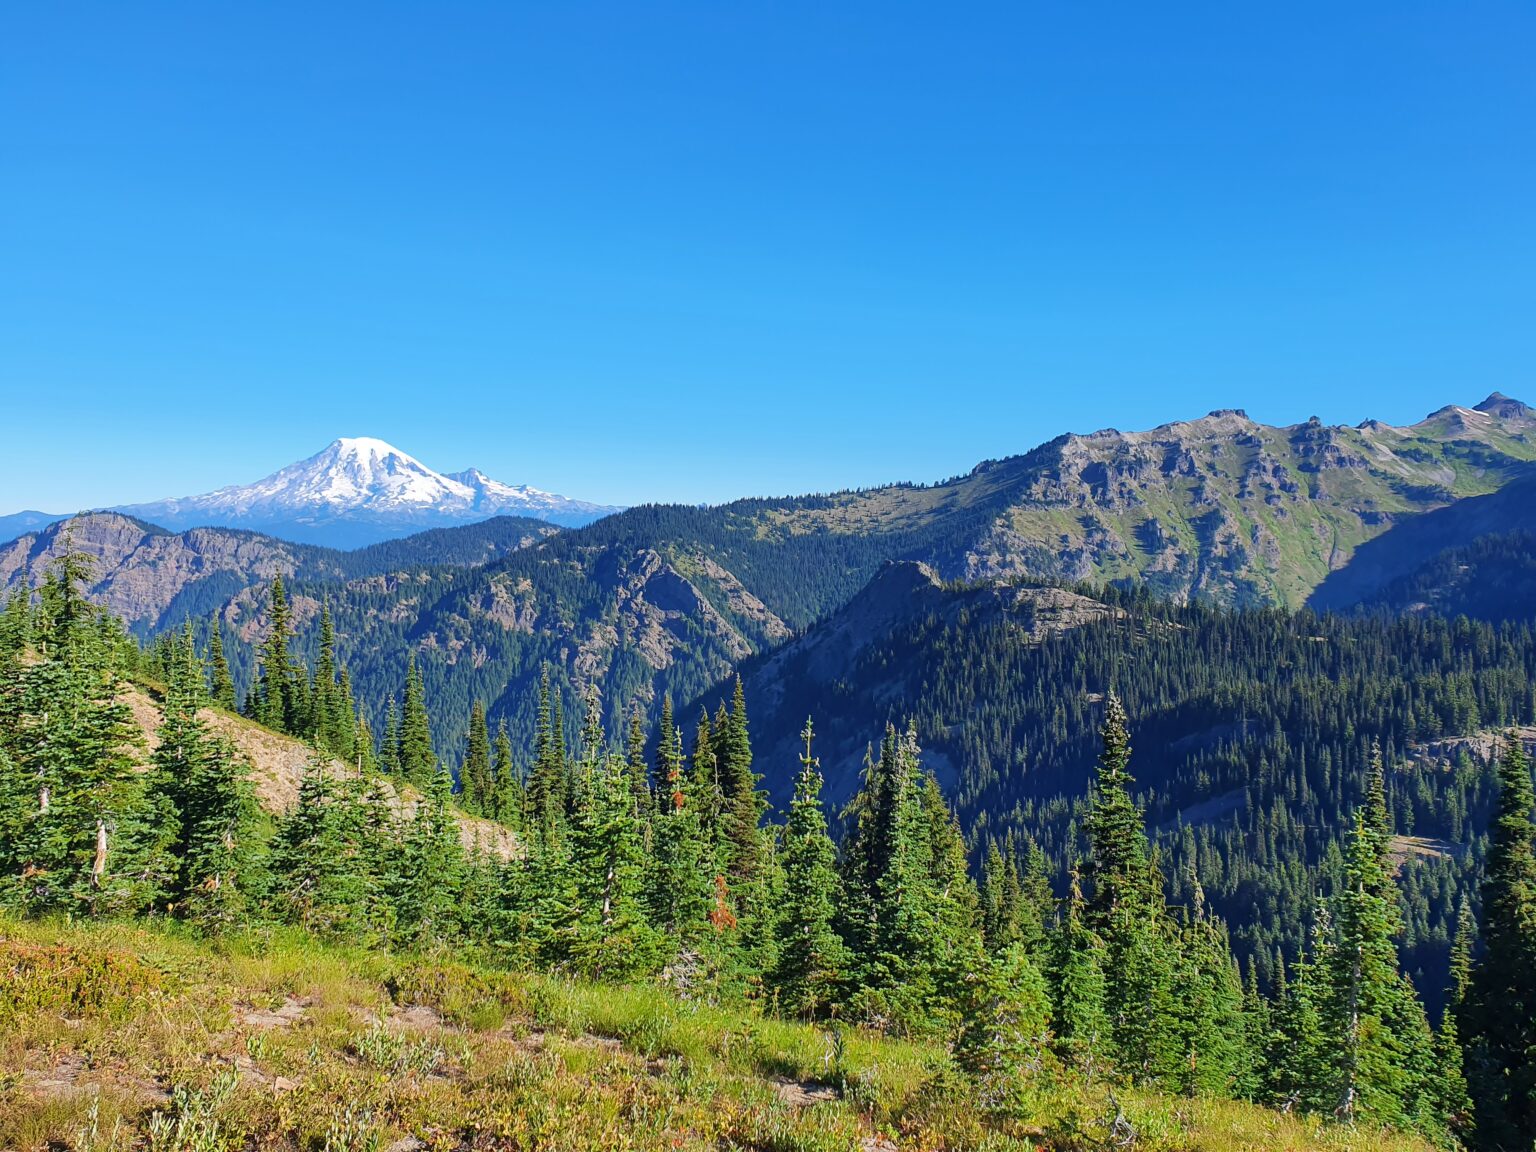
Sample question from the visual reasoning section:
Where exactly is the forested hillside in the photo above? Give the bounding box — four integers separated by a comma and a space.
1360, 529, 1536, 624
725, 562, 1536, 1005
11, 551, 1536, 1150
0, 512, 556, 636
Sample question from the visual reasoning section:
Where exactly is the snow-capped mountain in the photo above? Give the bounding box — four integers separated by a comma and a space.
112, 438, 619, 547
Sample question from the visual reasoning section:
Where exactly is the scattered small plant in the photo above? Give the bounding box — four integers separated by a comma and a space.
146, 1070, 239, 1152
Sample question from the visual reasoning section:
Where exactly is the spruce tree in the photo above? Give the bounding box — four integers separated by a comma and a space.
768, 720, 847, 1019
718, 678, 764, 886
150, 627, 259, 929
461, 700, 492, 813
492, 719, 520, 826
649, 712, 711, 940
981, 838, 1023, 954
1463, 733, 1536, 1149
1321, 805, 1443, 1136
253, 575, 299, 732
625, 703, 653, 818
0, 643, 169, 917
1082, 692, 1181, 1086
568, 750, 663, 978
957, 943, 1053, 1111
397, 655, 434, 786
527, 667, 566, 837
206, 616, 237, 710
380, 698, 401, 775
1049, 868, 1109, 1075
1085, 692, 1155, 927
0, 589, 31, 660
392, 762, 468, 948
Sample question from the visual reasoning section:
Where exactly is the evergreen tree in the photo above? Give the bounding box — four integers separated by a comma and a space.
1082, 693, 1181, 1086
957, 943, 1054, 1112
461, 700, 492, 813
768, 720, 847, 1019
1049, 868, 1109, 1075
0, 589, 31, 660
1463, 733, 1536, 1149
981, 838, 1024, 954
379, 698, 401, 775
718, 677, 764, 886
392, 762, 468, 948
526, 667, 566, 837
397, 655, 434, 786
0, 636, 169, 917
1320, 805, 1443, 1136
492, 719, 520, 826
310, 605, 353, 757
1085, 692, 1155, 927
206, 616, 237, 710
1433, 900, 1474, 1143
149, 627, 259, 929
625, 703, 653, 818
269, 759, 383, 940
567, 750, 663, 978
1171, 883, 1251, 1097
649, 709, 711, 940
253, 576, 299, 732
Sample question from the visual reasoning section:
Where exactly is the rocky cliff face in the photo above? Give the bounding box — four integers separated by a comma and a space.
756, 395, 1536, 608
0, 514, 311, 633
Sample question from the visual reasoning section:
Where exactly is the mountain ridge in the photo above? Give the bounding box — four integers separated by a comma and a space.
0, 512, 559, 636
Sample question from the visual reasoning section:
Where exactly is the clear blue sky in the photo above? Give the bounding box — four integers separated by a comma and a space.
3, 2, 1533, 511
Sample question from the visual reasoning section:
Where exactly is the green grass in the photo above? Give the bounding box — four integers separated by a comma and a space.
0, 917, 1435, 1151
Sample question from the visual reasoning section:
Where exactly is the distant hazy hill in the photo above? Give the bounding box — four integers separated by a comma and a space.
1357, 529, 1536, 624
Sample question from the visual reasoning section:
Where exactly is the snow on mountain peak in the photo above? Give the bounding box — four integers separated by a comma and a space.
111, 437, 620, 546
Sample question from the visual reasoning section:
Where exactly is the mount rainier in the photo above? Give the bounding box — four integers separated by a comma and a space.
100, 437, 618, 547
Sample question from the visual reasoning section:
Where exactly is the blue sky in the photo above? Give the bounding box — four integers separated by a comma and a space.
3, 2, 1533, 511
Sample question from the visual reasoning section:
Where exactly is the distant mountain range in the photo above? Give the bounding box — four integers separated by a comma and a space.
8, 393, 1536, 752
0, 438, 620, 548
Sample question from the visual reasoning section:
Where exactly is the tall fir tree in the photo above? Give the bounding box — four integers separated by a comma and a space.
1082, 692, 1181, 1086
492, 719, 520, 826
768, 720, 847, 1019
718, 678, 764, 887
1320, 805, 1443, 1136
625, 703, 654, 819
253, 575, 300, 733
1462, 733, 1536, 1150
206, 616, 237, 710
461, 700, 493, 814
150, 629, 259, 930
649, 705, 711, 940
527, 666, 566, 837
397, 655, 434, 786
1085, 692, 1156, 928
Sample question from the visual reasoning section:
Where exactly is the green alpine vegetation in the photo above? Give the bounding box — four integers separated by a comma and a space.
6, 436, 1536, 1147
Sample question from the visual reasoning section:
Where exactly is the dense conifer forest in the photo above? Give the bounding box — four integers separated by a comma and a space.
5, 549, 1536, 1149
731, 573, 1536, 1009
